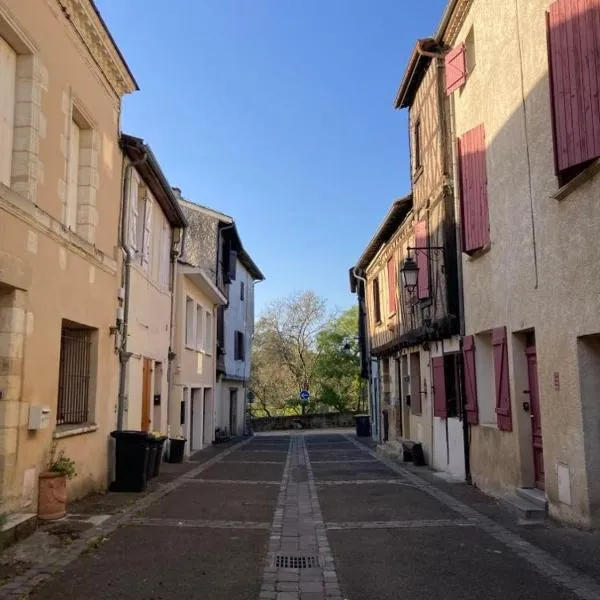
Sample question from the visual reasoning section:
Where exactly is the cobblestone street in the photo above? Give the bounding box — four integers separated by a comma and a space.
4, 432, 600, 599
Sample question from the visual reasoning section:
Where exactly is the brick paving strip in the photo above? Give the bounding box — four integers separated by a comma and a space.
326, 519, 474, 530
346, 435, 600, 600
0, 437, 254, 599
128, 517, 272, 529
259, 436, 344, 600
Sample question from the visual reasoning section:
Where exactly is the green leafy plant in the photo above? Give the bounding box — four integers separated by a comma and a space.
49, 451, 77, 480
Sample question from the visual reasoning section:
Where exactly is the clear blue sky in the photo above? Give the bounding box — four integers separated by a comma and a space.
96, 0, 447, 315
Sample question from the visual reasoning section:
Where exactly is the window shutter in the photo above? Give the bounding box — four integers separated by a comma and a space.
547, 0, 600, 173
0, 37, 16, 186
386, 257, 396, 313
445, 43, 467, 95
458, 124, 489, 254
462, 335, 479, 425
432, 357, 447, 418
492, 326, 512, 431
142, 196, 153, 265
240, 332, 245, 361
415, 220, 429, 299
66, 121, 80, 230
128, 172, 139, 251
234, 330, 239, 360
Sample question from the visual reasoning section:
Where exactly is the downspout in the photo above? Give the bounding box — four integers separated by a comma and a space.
117, 148, 149, 431
166, 227, 183, 438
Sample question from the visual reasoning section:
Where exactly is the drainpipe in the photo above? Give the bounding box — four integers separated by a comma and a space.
117, 148, 149, 431
166, 228, 183, 438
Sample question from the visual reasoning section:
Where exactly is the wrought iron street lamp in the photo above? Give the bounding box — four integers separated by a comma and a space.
400, 256, 419, 294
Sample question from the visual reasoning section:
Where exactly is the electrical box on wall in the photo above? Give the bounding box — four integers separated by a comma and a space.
28, 406, 51, 430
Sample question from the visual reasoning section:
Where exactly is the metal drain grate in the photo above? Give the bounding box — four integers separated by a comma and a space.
275, 554, 320, 569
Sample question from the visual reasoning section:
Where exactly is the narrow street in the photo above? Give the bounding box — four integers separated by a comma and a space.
0, 432, 592, 599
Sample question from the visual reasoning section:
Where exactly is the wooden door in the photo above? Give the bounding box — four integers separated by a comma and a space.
526, 347, 544, 489
229, 389, 238, 435
141, 358, 152, 431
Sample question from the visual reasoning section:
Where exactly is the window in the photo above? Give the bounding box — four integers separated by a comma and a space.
474, 332, 495, 425
386, 258, 396, 314
57, 321, 95, 426
195, 304, 203, 350
445, 43, 466, 95
135, 185, 145, 255
463, 335, 479, 424
414, 120, 422, 172
65, 119, 81, 230
432, 354, 460, 419
373, 278, 382, 324
204, 309, 212, 354
240, 281, 245, 301
547, 0, 600, 185
458, 124, 490, 254
185, 296, 195, 348
234, 330, 245, 361
0, 36, 16, 187
159, 221, 171, 288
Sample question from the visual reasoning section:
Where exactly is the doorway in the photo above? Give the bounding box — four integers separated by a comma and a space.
401, 354, 410, 439
526, 346, 544, 489
191, 388, 204, 452
203, 388, 213, 445
141, 358, 152, 431
229, 389, 238, 435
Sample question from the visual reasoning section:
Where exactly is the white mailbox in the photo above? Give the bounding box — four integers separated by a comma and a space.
28, 406, 51, 430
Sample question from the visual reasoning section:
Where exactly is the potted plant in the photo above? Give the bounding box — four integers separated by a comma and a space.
148, 431, 167, 477
38, 448, 77, 521
167, 435, 186, 464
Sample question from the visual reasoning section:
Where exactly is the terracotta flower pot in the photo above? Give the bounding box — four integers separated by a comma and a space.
38, 472, 67, 521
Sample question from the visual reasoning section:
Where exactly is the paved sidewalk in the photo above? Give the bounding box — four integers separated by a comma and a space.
2, 431, 600, 599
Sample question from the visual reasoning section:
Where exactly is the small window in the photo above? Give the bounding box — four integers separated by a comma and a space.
240, 281, 245, 301
373, 278, 382, 324
66, 120, 81, 230
234, 330, 245, 361
195, 305, 203, 350
444, 354, 460, 418
185, 297, 195, 348
475, 332, 495, 425
204, 309, 212, 354
57, 321, 95, 425
414, 120, 422, 171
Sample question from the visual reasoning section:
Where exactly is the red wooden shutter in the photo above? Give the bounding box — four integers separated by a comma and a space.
458, 124, 489, 254
432, 357, 447, 418
415, 220, 429, 299
462, 335, 479, 425
492, 327, 512, 431
547, 0, 600, 173
386, 257, 396, 314
445, 43, 467, 95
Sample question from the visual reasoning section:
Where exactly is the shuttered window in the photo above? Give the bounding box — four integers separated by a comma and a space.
463, 335, 479, 425
0, 36, 16, 187
432, 357, 447, 418
458, 124, 490, 254
142, 196, 153, 266
66, 120, 81, 231
415, 220, 429, 299
386, 257, 396, 314
234, 330, 245, 361
492, 326, 512, 431
547, 0, 600, 178
373, 278, 382, 324
445, 43, 466, 95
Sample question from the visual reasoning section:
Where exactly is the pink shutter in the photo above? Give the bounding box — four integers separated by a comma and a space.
432, 357, 447, 418
462, 335, 479, 425
547, 0, 600, 173
492, 327, 512, 432
445, 43, 467, 95
415, 220, 429, 299
387, 257, 396, 314
458, 124, 489, 254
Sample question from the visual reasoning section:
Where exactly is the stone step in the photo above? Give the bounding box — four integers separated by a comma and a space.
0, 512, 37, 549
517, 487, 548, 511
501, 494, 546, 521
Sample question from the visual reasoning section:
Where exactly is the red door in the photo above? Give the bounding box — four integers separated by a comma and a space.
526, 347, 544, 489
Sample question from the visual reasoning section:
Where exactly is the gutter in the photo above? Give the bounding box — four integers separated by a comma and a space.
117, 149, 148, 431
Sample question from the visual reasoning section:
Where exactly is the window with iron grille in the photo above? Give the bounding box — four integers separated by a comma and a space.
57, 322, 94, 426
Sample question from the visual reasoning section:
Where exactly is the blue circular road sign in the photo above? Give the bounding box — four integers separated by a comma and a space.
299, 390, 310, 402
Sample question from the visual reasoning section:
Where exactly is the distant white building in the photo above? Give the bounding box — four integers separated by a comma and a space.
217, 253, 264, 437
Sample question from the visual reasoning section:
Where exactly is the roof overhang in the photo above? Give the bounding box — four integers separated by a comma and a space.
394, 38, 443, 109
121, 134, 187, 228
435, 0, 473, 45
180, 266, 228, 305
355, 194, 413, 272
219, 221, 265, 281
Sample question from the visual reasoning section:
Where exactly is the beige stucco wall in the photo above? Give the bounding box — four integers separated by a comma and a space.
448, 0, 600, 525
0, 0, 135, 511
170, 273, 217, 452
